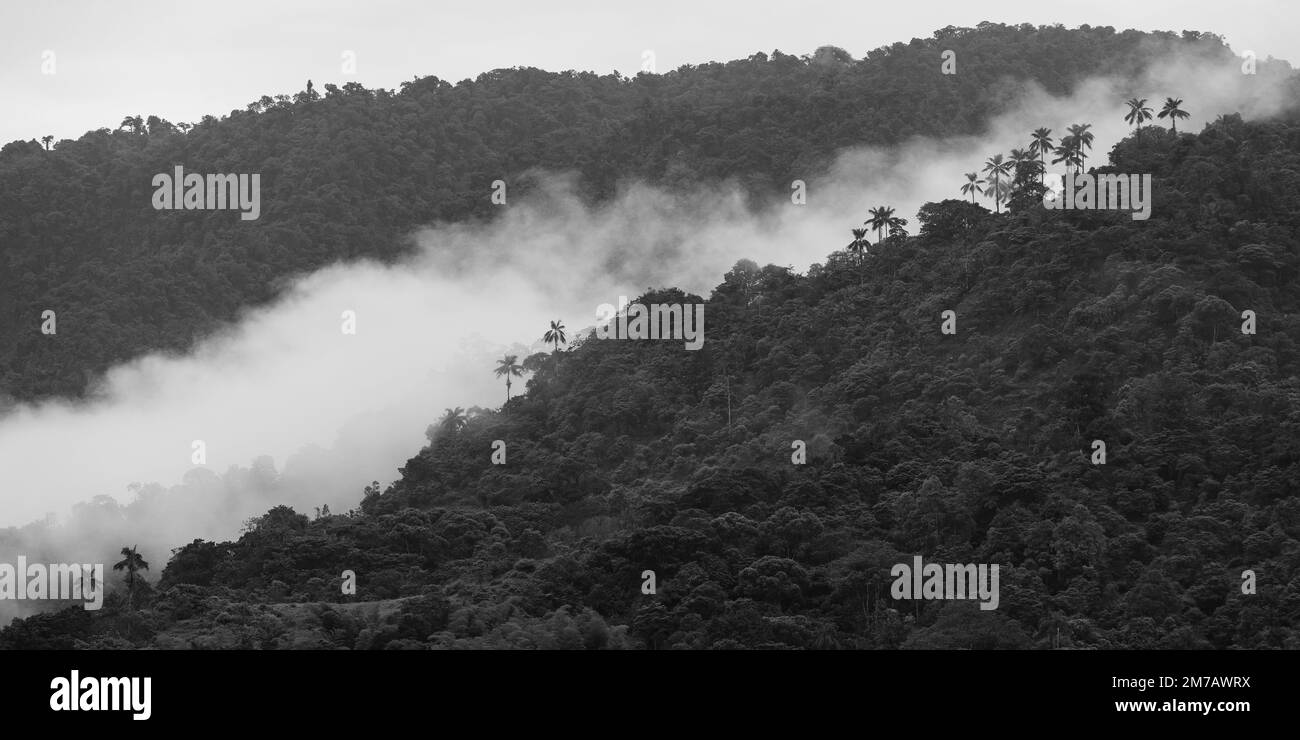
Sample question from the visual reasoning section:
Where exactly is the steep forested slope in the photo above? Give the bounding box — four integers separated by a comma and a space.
3, 23, 1289, 401
6, 111, 1299, 650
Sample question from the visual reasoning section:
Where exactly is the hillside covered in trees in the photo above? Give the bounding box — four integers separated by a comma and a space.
4, 22, 1295, 402
5, 91, 1299, 647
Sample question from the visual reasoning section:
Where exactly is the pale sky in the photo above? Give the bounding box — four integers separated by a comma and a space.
0, 0, 1294, 146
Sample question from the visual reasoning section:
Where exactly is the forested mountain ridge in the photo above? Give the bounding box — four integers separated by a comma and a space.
5, 106, 1300, 649
2, 22, 1291, 402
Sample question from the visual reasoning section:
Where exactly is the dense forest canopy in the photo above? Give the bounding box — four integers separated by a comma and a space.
2, 23, 1300, 649
3, 22, 1293, 402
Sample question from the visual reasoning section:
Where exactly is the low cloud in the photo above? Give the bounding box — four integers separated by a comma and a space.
0, 43, 1293, 624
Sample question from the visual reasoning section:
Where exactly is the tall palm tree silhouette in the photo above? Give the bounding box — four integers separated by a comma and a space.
846, 227, 870, 262
439, 407, 468, 434
542, 320, 567, 353
961, 172, 985, 203
866, 206, 894, 241
1029, 128, 1054, 182
982, 154, 1012, 213
995, 179, 1012, 209
1158, 97, 1189, 133
1052, 137, 1079, 174
1066, 123, 1094, 170
1008, 148, 1039, 185
494, 355, 523, 403
1124, 98, 1153, 140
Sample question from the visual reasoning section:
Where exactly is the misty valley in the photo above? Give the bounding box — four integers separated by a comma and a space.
0, 21, 1297, 666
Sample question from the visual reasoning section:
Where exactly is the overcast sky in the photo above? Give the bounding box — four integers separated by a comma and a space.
0, 0, 1294, 146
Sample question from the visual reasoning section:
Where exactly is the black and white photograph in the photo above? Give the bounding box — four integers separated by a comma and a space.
0, 0, 1295, 726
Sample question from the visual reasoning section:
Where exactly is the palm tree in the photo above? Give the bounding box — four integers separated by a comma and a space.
439, 407, 468, 434
846, 227, 870, 262
1052, 137, 1079, 174
960, 172, 985, 203
879, 207, 898, 238
1007, 147, 1039, 185
982, 154, 1012, 213
866, 206, 895, 241
542, 320, 567, 353
995, 179, 1013, 209
1124, 98, 1153, 140
40, 135, 53, 151
494, 354, 523, 403
1066, 123, 1094, 170
1157, 97, 1189, 133
112, 545, 149, 606
864, 207, 886, 241
1029, 128, 1054, 182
